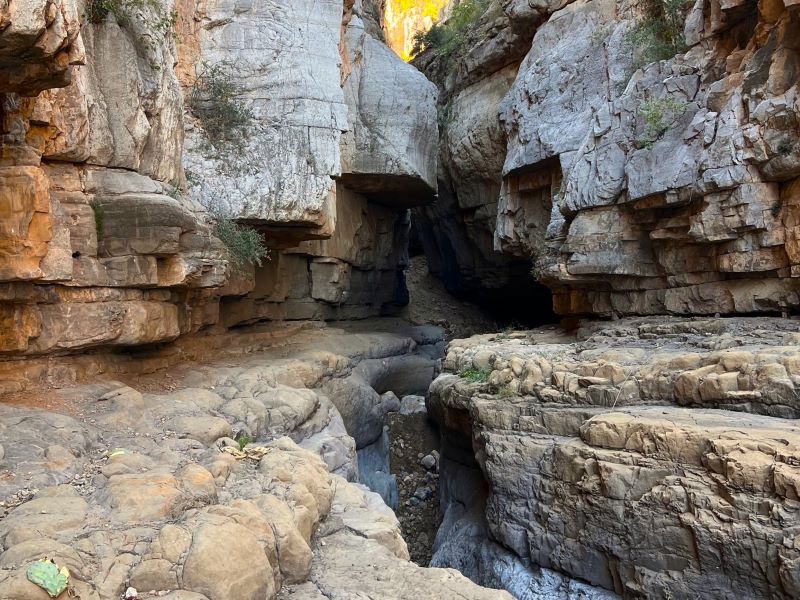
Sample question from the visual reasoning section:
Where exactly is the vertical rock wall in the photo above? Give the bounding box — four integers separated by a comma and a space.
180, 0, 438, 327
0, 0, 438, 383
415, 0, 800, 317
0, 0, 227, 366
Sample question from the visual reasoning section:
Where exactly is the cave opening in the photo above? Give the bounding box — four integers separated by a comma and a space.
408, 221, 558, 330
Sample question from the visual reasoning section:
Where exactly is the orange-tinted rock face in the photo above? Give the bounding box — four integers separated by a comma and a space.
0, 0, 437, 373
384, 0, 450, 61
0, 166, 52, 281
0, 0, 229, 361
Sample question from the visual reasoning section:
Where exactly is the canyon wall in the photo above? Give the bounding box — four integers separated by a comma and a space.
415, 0, 800, 317
429, 316, 800, 598
0, 0, 437, 379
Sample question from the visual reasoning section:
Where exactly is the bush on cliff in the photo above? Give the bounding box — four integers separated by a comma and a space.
410, 0, 490, 59
88, 0, 176, 36
637, 96, 687, 148
213, 213, 270, 272
189, 63, 254, 153
626, 0, 692, 65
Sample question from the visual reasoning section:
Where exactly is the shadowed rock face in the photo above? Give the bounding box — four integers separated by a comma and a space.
414, 0, 800, 318
0, 0, 439, 364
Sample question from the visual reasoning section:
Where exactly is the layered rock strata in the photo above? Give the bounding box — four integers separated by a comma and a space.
428, 317, 800, 598
414, 0, 800, 317
181, 0, 438, 326
0, 0, 438, 366
0, 326, 507, 600
0, 0, 227, 358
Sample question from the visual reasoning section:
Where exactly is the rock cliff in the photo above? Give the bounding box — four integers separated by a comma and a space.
0, 0, 438, 373
429, 317, 800, 598
4, 1, 800, 599
415, 0, 800, 317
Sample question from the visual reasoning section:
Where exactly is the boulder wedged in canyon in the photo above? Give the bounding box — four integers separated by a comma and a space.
428, 317, 800, 599
414, 0, 800, 317
0, 325, 508, 600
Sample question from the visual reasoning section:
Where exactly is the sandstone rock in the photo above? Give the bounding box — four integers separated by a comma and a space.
282, 531, 511, 600
0, 491, 88, 547
183, 522, 275, 600
0, 0, 84, 94
0, 325, 509, 600
170, 416, 232, 445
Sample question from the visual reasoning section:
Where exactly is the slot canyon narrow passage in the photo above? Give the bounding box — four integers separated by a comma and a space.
2, 0, 800, 599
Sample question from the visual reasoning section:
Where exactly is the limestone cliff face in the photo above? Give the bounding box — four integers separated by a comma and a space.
416, 0, 800, 317
0, 0, 437, 371
180, 0, 438, 325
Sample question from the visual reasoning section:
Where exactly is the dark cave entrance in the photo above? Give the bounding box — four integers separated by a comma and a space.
408, 222, 557, 330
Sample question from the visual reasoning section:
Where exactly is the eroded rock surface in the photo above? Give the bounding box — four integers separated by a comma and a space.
0, 0, 439, 371
414, 0, 800, 317
0, 326, 506, 600
429, 317, 800, 598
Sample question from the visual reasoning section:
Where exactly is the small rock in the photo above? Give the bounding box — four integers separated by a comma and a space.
413, 486, 433, 501
419, 454, 437, 471
381, 391, 401, 412
400, 395, 427, 415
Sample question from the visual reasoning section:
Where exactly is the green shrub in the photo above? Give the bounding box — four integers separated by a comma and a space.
88, 0, 176, 37
625, 0, 692, 66
212, 213, 270, 272
638, 96, 687, 148
237, 435, 253, 450
189, 63, 254, 152
459, 367, 491, 383
496, 385, 515, 398
411, 0, 490, 59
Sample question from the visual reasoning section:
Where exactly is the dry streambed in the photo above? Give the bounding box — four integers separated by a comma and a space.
0, 326, 510, 600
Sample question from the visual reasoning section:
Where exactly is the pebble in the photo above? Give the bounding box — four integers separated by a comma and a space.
413, 486, 433, 501
420, 454, 437, 471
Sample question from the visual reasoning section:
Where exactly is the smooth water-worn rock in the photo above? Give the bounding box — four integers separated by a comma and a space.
0, 327, 499, 600
357, 426, 400, 508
